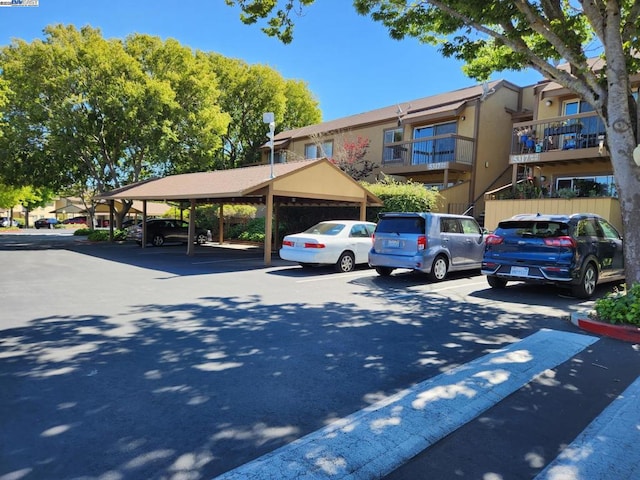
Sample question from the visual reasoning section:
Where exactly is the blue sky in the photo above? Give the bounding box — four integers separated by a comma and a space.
0, 0, 542, 121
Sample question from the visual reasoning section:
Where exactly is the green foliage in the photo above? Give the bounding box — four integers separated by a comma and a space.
594, 283, 640, 326
225, 217, 287, 242
73, 228, 92, 236
228, 217, 267, 242
206, 53, 320, 168
555, 188, 578, 199
361, 176, 441, 214
86, 229, 128, 242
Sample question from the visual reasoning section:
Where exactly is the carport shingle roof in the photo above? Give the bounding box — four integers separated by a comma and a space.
99, 159, 382, 206
101, 160, 318, 201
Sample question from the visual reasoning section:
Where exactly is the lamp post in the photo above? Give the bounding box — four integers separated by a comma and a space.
263, 112, 275, 178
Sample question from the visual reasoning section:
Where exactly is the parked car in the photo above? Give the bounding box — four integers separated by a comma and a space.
368, 212, 486, 281
127, 218, 208, 246
481, 213, 625, 298
0, 217, 19, 228
62, 216, 87, 225
279, 220, 377, 273
34, 218, 59, 229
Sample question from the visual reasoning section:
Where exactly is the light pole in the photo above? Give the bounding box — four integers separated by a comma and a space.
263, 112, 275, 178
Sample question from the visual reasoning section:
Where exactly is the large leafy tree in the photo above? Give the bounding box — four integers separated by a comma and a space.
227, 0, 640, 284
0, 25, 230, 225
207, 53, 320, 168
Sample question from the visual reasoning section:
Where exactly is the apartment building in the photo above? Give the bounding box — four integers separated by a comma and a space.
263, 69, 630, 232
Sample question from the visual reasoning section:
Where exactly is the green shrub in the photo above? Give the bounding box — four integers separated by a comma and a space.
229, 218, 266, 242
86, 229, 128, 242
74, 228, 92, 236
361, 176, 441, 214
594, 283, 640, 325
226, 217, 287, 242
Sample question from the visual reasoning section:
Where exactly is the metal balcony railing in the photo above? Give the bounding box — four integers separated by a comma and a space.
382, 134, 474, 168
512, 112, 606, 155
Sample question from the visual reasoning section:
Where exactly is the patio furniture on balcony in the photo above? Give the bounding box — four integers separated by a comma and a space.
544, 123, 582, 150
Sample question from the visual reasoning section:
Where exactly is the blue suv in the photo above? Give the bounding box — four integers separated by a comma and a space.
482, 213, 624, 298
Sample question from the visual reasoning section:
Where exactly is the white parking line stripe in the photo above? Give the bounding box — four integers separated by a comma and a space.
214, 329, 598, 480
534, 375, 640, 480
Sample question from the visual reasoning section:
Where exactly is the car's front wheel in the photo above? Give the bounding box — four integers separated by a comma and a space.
152, 234, 165, 247
487, 275, 507, 289
335, 252, 355, 273
428, 255, 448, 282
572, 262, 598, 299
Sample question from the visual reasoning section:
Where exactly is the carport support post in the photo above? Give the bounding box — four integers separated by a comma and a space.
109, 200, 115, 241
360, 198, 367, 221
264, 183, 273, 266
142, 201, 147, 248
218, 204, 224, 244
187, 199, 196, 256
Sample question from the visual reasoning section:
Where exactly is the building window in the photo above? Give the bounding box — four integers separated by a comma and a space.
555, 175, 617, 197
412, 121, 457, 165
304, 141, 333, 159
382, 127, 405, 162
274, 150, 286, 163
563, 99, 594, 116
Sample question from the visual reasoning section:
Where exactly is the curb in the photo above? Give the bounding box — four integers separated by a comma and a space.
570, 312, 640, 343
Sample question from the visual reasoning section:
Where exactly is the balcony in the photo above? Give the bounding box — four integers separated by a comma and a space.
381, 134, 474, 175
510, 112, 608, 164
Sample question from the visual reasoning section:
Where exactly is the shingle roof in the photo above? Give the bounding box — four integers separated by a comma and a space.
272, 80, 508, 142
98, 159, 382, 206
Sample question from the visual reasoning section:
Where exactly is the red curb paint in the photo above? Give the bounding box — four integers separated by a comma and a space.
571, 315, 640, 343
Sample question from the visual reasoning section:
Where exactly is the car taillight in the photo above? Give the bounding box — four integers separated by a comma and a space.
304, 243, 325, 249
417, 235, 427, 251
282, 240, 294, 247
544, 236, 577, 247
486, 234, 504, 245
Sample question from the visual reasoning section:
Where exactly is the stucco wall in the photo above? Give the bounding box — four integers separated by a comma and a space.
473, 84, 522, 214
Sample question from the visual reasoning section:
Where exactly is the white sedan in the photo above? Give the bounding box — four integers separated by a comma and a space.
279, 220, 377, 272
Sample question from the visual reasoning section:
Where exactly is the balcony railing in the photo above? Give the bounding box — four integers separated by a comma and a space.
382, 134, 474, 168
512, 112, 606, 155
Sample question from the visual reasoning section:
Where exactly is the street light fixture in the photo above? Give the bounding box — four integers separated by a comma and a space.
263, 112, 275, 179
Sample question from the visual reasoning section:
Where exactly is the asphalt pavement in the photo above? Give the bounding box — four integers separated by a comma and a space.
1, 230, 638, 480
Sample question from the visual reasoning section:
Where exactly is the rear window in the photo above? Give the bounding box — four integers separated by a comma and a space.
303, 223, 345, 236
376, 217, 425, 234
496, 221, 569, 238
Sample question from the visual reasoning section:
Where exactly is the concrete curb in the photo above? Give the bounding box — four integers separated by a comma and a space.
570, 311, 640, 343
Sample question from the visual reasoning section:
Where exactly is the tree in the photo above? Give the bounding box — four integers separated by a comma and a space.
227, 0, 640, 284
206, 53, 320, 168
0, 25, 230, 226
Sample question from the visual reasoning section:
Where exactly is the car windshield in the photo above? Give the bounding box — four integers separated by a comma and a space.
497, 221, 569, 238
304, 223, 345, 236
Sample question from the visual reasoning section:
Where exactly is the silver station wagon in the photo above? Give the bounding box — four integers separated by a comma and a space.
368, 212, 486, 281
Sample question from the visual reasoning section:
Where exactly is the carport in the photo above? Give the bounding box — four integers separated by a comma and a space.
98, 159, 383, 265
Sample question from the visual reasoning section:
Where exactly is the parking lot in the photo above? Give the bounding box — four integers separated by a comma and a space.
1, 231, 638, 480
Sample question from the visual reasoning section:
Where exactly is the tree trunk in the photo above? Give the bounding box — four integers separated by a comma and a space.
603, 34, 640, 285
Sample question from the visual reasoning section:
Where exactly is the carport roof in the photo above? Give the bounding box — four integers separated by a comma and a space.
98, 158, 383, 207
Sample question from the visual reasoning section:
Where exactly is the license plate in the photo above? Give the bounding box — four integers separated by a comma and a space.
386, 239, 400, 248
510, 266, 529, 276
